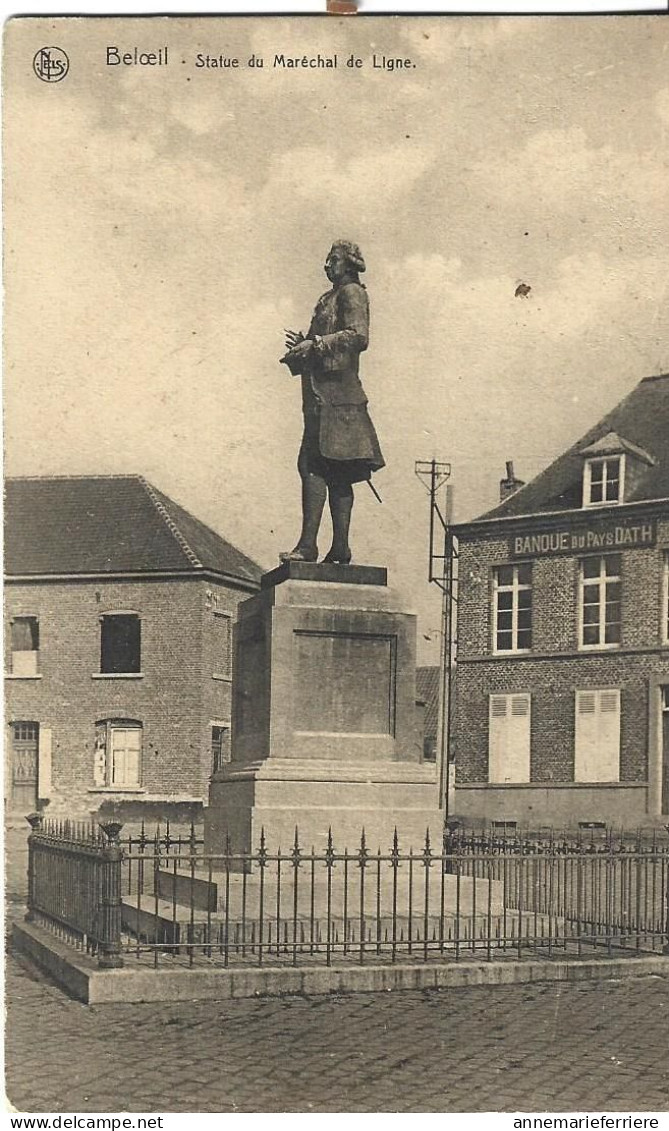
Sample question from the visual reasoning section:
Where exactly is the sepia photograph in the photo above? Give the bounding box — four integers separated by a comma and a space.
3, 9, 669, 1117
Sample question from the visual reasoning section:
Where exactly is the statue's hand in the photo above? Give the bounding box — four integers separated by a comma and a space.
286, 339, 312, 365
284, 329, 305, 350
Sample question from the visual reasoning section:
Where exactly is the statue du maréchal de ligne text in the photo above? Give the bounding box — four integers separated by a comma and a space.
280, 240, 385, 565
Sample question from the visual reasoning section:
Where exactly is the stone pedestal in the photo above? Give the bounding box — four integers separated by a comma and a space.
205, 561, 443, 857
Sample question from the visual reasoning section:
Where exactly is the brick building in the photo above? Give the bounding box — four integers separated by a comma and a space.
4, 476, 261, 825
452, 373, 669, 829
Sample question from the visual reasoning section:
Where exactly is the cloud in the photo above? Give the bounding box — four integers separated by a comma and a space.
472, 127, 668, 237
262, 141, 436, 213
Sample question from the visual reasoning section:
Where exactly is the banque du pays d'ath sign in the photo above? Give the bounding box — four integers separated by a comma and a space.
510, 516, 656, 559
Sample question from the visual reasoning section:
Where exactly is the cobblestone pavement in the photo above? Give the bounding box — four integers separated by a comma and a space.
5, 944, 669, 1114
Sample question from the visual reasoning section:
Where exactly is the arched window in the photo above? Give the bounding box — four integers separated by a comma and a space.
94, 719, 142, 788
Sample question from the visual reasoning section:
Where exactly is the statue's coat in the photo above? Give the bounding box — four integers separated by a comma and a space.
294, 281, 385, 472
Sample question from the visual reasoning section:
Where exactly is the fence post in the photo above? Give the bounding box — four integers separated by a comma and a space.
98, 821, 124, 968
24, 811, 44, 922
664, 857, 669, 956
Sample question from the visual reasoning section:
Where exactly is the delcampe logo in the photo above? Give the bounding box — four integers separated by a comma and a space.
33, 47, 69, 83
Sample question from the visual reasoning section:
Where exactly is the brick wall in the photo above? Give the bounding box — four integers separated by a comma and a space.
453, 512, 669, 804
455, 652, 662, 785
5, 574, 254, 817
200, 578, 253, 796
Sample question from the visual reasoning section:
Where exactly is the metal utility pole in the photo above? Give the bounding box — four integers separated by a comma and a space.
415, 460, 458, 821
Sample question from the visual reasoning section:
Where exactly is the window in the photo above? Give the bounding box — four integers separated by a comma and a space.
100, 613, 141, 674
10, 616, 39, 676
579, 555, 621, 648
583, 456, 624, 508
493, 564, 532, 653
488, 694, 531, 783
574, 690, 620, 782
212, 613, 232, 680
94, 719, 142, 788
211, 725, 231, 772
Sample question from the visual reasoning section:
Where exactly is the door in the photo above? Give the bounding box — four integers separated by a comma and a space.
10, 722, 38, 813
662, 688, 669, 816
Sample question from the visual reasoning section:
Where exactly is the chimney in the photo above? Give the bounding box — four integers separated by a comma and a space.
499, 460, 525, 503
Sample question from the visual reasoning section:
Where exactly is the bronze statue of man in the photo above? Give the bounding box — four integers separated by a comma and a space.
280, 240, 384, 564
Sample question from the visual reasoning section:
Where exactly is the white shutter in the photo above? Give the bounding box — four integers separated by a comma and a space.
38, 727, 52, 797
597, 691, 621, 781
94, 725, 107, 787
575, 690, 620, 782
111, 727, 141, 787
489, 694, 531, 783
125, 729, 141, 786
489, 696, 508, 784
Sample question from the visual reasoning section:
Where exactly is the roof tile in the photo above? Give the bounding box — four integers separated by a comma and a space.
5, 475, 261, 585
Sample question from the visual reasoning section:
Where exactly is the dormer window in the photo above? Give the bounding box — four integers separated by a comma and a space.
580, 430, 655, 510
583, 455, 624, 508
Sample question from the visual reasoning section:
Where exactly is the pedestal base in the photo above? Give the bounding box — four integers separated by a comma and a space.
205, 759, 443, 856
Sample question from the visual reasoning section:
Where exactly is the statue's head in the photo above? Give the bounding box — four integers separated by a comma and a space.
325, 240, 366, 284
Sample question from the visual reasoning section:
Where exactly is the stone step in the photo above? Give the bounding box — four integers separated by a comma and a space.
153, 865, 505, 917
121, 894, 540, 953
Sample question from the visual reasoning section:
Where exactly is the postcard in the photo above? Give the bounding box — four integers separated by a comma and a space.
4, 12, 668, 1119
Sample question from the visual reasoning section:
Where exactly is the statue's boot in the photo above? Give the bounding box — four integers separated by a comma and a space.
279, 473, 326, 562
323, 485, 353, 564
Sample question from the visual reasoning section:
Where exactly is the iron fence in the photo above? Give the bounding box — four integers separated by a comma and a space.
25, 814, 124, 967
25, 818, 669, 971
445, 826, 669, 938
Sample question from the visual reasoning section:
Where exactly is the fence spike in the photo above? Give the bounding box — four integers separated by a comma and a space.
325, 827, 335, 867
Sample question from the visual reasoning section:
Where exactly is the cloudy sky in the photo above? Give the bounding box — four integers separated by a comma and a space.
4, 15, 668, 659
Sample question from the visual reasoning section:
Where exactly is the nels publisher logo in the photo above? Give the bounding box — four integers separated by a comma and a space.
33, 46, 69, 83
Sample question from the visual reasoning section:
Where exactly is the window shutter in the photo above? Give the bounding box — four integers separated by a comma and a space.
489, 694, 530, 783
111, 727, 141, 787
124, 729, 141, 786
38, 727, 52, 797
490, 696, 508, 719
575, 690, 620, 782
597, 691, 621, 781
94, 724, 107, 787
